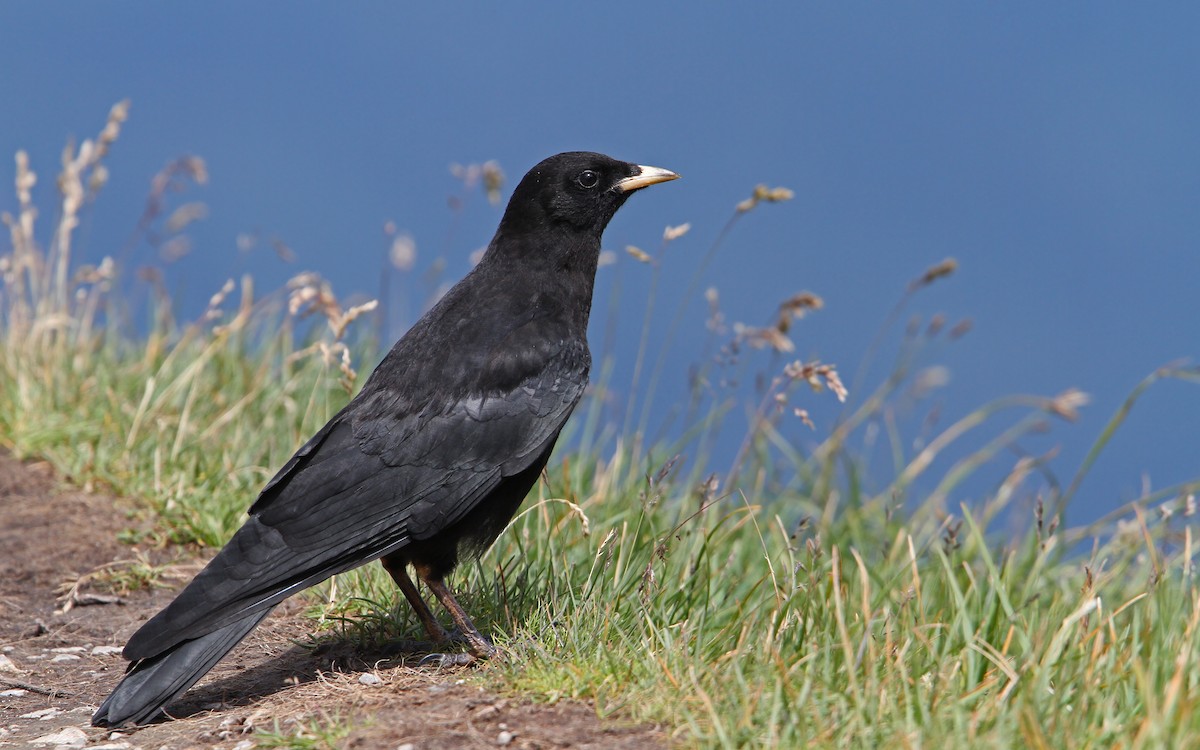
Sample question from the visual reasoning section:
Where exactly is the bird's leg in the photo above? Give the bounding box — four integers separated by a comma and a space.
423, 577, 497, 658
379, 554, 452, 645
417, 575, 497, 667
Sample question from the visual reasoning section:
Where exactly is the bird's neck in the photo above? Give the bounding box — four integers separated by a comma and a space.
487, 228, 601, 331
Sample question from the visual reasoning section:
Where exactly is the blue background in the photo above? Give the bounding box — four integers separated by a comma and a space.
2, 4, 1197, 524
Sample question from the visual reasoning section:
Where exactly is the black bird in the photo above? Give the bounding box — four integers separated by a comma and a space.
92, 152, 678, 727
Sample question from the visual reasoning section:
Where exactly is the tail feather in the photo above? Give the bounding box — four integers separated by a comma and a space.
92, 608, 273, 727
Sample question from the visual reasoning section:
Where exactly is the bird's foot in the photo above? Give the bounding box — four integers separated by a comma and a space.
417, 632, 497, 668
418, 651, 479, 668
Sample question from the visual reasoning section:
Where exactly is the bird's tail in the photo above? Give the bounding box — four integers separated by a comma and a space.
92, 608, 273, 727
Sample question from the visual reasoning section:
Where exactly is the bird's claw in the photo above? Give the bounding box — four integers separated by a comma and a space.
418, 651, 478, 668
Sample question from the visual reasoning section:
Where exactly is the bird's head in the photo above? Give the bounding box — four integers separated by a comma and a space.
497, 152, 678, 240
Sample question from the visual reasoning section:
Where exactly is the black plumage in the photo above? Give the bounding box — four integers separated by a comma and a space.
93, 151, 678, 727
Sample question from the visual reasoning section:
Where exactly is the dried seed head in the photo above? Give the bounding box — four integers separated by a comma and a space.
183, 156, 208, 185
271, 238, 296, 263
912, 366, 950, 398
389, 232, 417, 271
736, 183, 794, 213
482, 160, 505, 205
777, 291, 824, 334
705, 287, 726, 333
625, 245, 652, 264
1048, 388, 1089, 421
926, 313, 945, 337
165, 202, 208, 233
93, 100, 130, 161
909, 258, 958, 291
779, 292, 823, 316
794, 408, 815, 430
88, 164, 109, 193
72, 256, 116, 285
734, 323, 794, 353
783, 360, 848, 403
158, 236, 192, 263
207, 278, 237, 310
663, 222, 691, 242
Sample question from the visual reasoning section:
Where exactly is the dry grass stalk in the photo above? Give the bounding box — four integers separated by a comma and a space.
1, 101, 130, 348
287, 272, 379, 341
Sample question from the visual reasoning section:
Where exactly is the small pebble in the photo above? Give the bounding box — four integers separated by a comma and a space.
231, 740, 255, 750
0, 689, 27, 697
0, 654, 19, 672
359, 673, 383, 686
89, 743, 135, 750
397, 744, 416, 750
51, 654, 81, 663
92, 646, 124, 656
50, 647, 87, 654
497, 729, 516, 746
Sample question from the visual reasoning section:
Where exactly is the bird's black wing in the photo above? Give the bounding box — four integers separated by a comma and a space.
124, 323, 587, 661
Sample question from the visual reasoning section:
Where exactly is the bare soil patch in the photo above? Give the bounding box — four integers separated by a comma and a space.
0, 453, 665, 749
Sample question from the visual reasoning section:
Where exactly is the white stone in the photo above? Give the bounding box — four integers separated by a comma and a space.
0, 654, 20, 672
358, 672, 382, 686
30, 726, 87, 747
20, 707, 61, 720
51, 654, 81, 662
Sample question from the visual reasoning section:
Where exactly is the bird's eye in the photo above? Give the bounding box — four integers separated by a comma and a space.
576, 170, 600, 189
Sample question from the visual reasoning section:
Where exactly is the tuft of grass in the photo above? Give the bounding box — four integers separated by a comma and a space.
3, 104, 1200, 747
255, 711, 355, 750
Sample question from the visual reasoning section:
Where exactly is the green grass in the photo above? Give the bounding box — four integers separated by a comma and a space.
255, 711, 354, 750
4, 104, 1200, 748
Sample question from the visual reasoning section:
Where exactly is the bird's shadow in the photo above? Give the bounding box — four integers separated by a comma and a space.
153, 635, 447, 724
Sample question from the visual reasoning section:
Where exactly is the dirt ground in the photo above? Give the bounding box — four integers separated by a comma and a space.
0, 453, 665, 749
